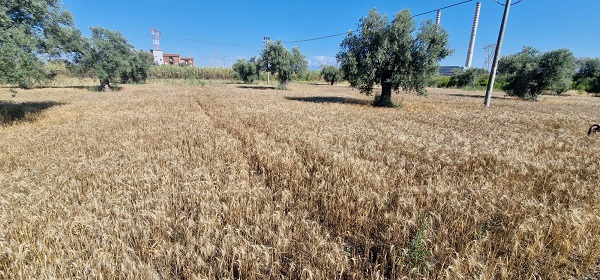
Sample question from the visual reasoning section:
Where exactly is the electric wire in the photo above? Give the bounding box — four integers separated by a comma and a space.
283, 32, 350, 44
161, 35, 258, 47
283, 0, 474, 44
413, 0, 473, 17
493, 0, 524, 6
156, 0, 482, 48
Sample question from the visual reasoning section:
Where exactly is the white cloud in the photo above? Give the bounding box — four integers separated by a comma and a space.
312, 56, 337, 67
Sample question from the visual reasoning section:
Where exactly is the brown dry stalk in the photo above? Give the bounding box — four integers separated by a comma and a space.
0, 84, 598, 279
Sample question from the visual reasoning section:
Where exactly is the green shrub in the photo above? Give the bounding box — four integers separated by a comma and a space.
448, 68, 489, 88
429, 75, 450, 88
232, 58, 260, 84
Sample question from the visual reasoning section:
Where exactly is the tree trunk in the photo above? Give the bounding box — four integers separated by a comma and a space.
374, 71, 393, 107
101, 80, 111, 92
330, 80, 334, 85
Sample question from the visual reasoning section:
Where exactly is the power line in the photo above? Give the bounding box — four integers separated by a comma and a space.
413, 0, 473, 17
283, 0, 474, 44
284, 32, 349, 44
493, 0, 524, 6
161, 35, 258, 47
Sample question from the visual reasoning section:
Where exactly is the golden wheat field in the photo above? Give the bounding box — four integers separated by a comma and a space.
0, 82, 598, 279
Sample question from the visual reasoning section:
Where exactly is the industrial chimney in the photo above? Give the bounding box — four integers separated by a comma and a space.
465, 2, 482, 68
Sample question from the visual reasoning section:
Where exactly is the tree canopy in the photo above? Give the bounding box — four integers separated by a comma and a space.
498, 47, 576, 99
337, 9, 451, 107
260, 40, 308, 89
574, 58, 600, 93
76, 27, 151, 90
537, 49, 576, 94
232, 57, 260, 84
0, 0, 82, 88
320, 65, 341, 85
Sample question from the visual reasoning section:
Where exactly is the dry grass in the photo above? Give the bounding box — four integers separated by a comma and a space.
0, 83, 599, 279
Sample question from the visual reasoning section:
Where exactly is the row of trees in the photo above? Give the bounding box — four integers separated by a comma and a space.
440, 47, 600, 100
0, 0, 152, 90
232, 41, 309, 90
233, 8, 451, 107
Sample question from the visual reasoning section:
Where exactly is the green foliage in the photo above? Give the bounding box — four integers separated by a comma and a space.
120, 51, 153, 84
149, 66, 234, 80
574, 58, 600, 93
77, 27, 151, 89
429, 75, 451, 88
232, 57, 260, 84
499, 47, 576, 99
498, 47, 542, 100
400, 213, 431, 274
260, 40, 308, 89
0, 0, 82, 88
337, 9, 451, 107
296, 70, 321, 82
448, 68, 489, 88
320, 65, 341, 85
537, 49, 576, 94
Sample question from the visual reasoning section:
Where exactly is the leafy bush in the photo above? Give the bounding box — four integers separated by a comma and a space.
429, 75, 450, 88
448, 68, 489, 88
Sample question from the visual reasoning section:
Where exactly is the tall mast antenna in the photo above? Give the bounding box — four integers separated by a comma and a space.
150, 28, 161, 50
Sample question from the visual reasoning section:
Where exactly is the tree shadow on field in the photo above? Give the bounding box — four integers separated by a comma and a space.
238, 85, 276, 90
285, 96, 372, 106
0, 101, 64, 124
448, 93, 513, 101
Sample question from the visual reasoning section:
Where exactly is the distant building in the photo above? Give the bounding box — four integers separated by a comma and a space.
151, 50, 194, 66
439, 66, 465, 76
164, 53, 180, 65
151, 49, 164, 64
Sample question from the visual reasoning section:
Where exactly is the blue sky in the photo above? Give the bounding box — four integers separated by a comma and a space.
62, 0, 600, 69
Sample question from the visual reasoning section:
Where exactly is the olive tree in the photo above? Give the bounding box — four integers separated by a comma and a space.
260, 40, 308, 89
320, 65, 341, 85
574, 57, 600, 93
77, 27, 151, 90
499, 47, 576, 99
337, 9, 451, 107
537, 48, 576, 94
232, 57, 260, 84
0, 0, 82, 88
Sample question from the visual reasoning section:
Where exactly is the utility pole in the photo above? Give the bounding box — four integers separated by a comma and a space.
484, 0, 511, 108
263, 36, 271, 85
436, 10, 441, 25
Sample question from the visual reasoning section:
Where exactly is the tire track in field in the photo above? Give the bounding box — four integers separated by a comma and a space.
192, 93, 350, 278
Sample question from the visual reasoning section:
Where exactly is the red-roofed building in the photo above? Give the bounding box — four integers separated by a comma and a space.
151, 50, 194, 66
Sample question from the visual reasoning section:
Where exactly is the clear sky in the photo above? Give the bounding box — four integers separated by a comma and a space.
62, 0, 600, 69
